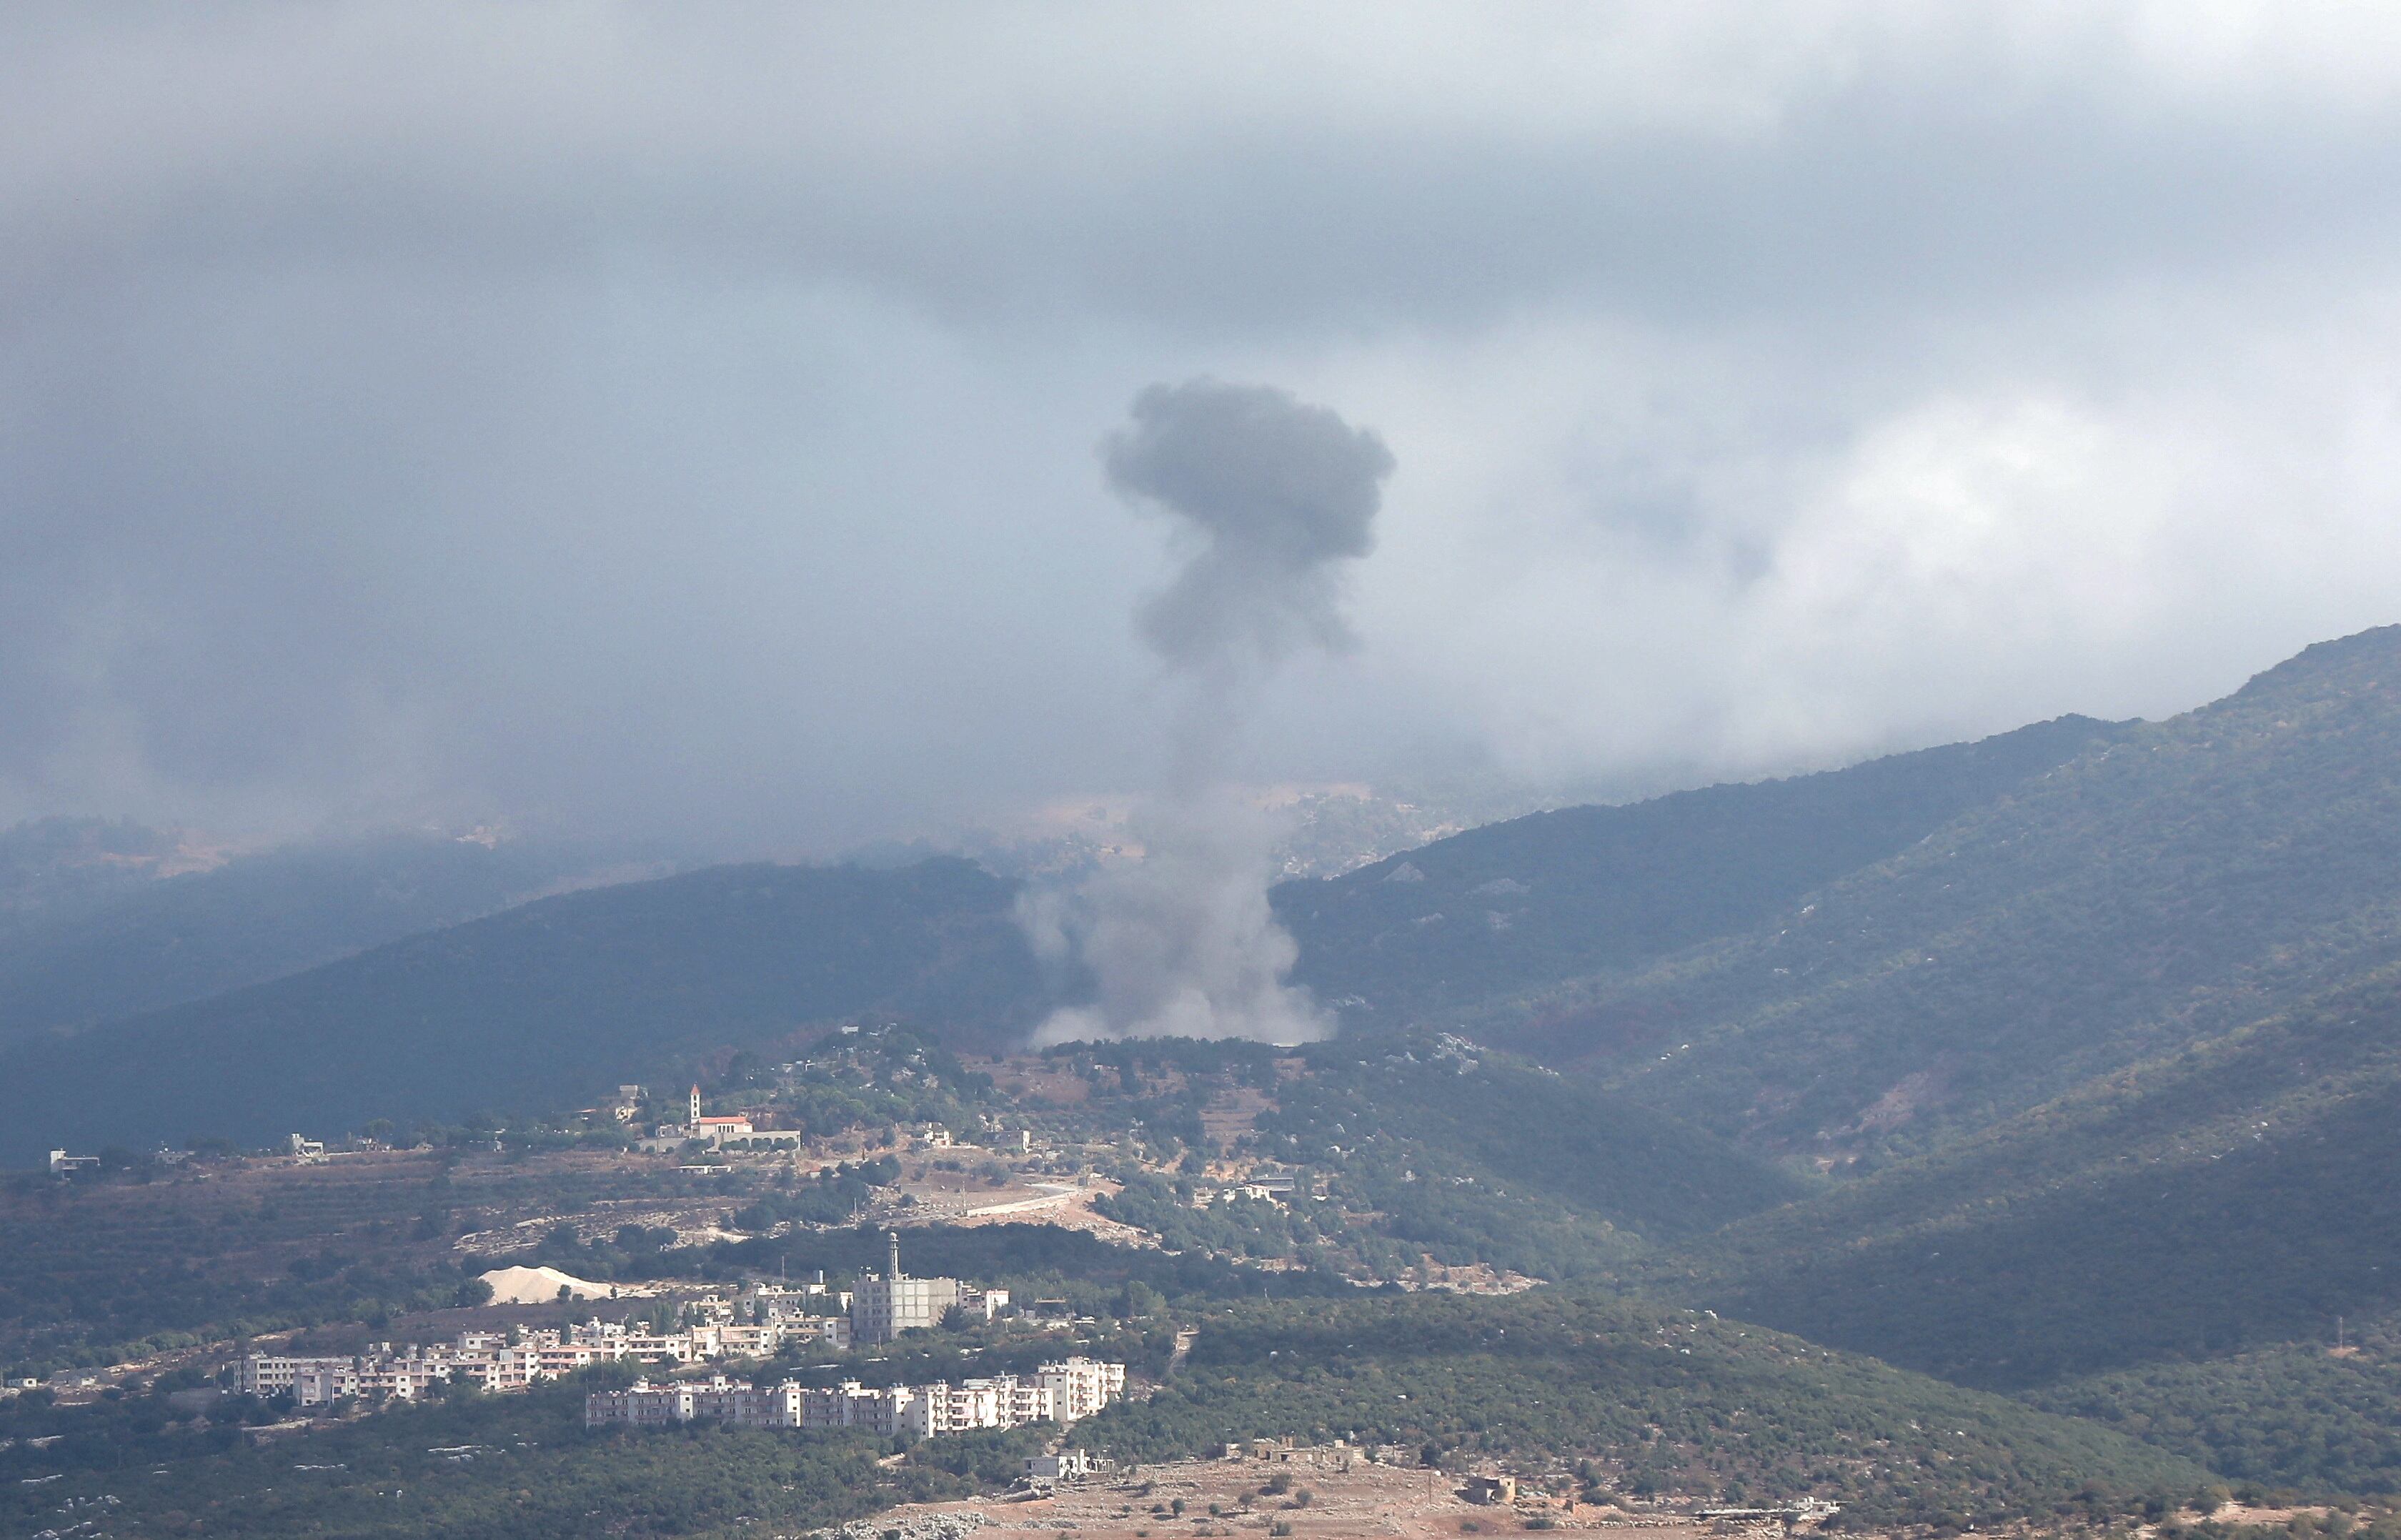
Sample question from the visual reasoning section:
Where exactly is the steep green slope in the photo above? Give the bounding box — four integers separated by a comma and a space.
1085, 1288, 2216, 1528
1662, 965, 2401, 1389
2026, 1321, 2401, 1498
1253, 1038, 1806, 1276
0, 826, 602, 1043
1040, 1035, 1800, 1281
1476, 626, 2401, 1165
1275, 714, 2127, 1021
0, 858, 1043, 1166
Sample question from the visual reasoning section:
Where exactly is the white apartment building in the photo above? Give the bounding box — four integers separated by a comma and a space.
585, 1357, 1124, 1436
1037, 1358, 1126, 1421
585, 1374, 803, 1429
239, 1315, 800, 1409
903, 1378, 1002, 1436
797, 1379, 916, 1435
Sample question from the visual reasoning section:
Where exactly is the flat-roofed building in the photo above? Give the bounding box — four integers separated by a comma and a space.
585, 1358, 1124, 1435
850, 1231, 962, 1343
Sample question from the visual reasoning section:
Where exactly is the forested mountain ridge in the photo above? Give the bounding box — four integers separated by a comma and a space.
0, 697, 2147, 1168
0, 824, 607, 1045
1460, 625, 2401, 1166
1274, 712, 2130, 1020
1664, 960, 2401, 1388
19, 625, 2401, 1297
0, 858, 1043, 1165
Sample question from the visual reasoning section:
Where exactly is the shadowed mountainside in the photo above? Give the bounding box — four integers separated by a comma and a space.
0, 825, 606, 1045
1441, 627, 2401, 1168
1274, 712, 2130, 1025
0, 858, 1043, 1164
1667, 963, 2401, 1388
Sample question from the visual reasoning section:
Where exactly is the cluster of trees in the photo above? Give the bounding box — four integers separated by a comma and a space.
1072, 1288, 2217, 1533
765, 1030, 996, 1147
1096, 1170, 1332, 1264
503, 1221, 685, 1283
2027, 1320, 2401, 1498
0, 1165, 511, 1378
1057, 1038, 1284, 1088
730, 1156, 902, 1233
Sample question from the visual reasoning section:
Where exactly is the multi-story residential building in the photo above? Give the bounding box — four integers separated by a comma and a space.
795, 1380, 916, 1434
1038, 1357, 1126, 1421
782, 1314, 853, 1350
237, 1355, 357, 1398
902, 1378, 1002, 1436
585, 1358, 1124, 1436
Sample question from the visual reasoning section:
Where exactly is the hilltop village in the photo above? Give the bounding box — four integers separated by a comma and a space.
15, 1032, 1575, 1420
4, 1026, 2206, 1537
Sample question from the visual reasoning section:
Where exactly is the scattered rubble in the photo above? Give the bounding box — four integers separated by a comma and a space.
820, 1510, 998, 1540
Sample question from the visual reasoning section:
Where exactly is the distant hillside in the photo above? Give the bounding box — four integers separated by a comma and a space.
1441, 626, 2401, 1166
1636, 956, 2401, 1493
1266, 623, 2401, 1459
0, 858, 1043, 1165
0, 815, 188, 914
0, 826, 604, 1045
1669, 963, 2401, 1389
1275, 713, 2128, 1021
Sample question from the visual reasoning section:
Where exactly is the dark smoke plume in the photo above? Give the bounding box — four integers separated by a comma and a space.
1105, 379, 1393, 672
1027, 379, 1393, 1045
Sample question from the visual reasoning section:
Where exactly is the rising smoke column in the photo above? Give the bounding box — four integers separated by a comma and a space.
1025, 379, 1394, 1045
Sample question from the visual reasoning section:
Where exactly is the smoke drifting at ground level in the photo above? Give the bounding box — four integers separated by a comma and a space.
1020, 794, 1328, 1046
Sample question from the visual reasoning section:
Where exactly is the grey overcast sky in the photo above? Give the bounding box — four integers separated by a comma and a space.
9, 4, 2401, 852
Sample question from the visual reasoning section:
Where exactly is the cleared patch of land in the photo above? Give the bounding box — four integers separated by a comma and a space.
867, 1457, 1721, 1540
